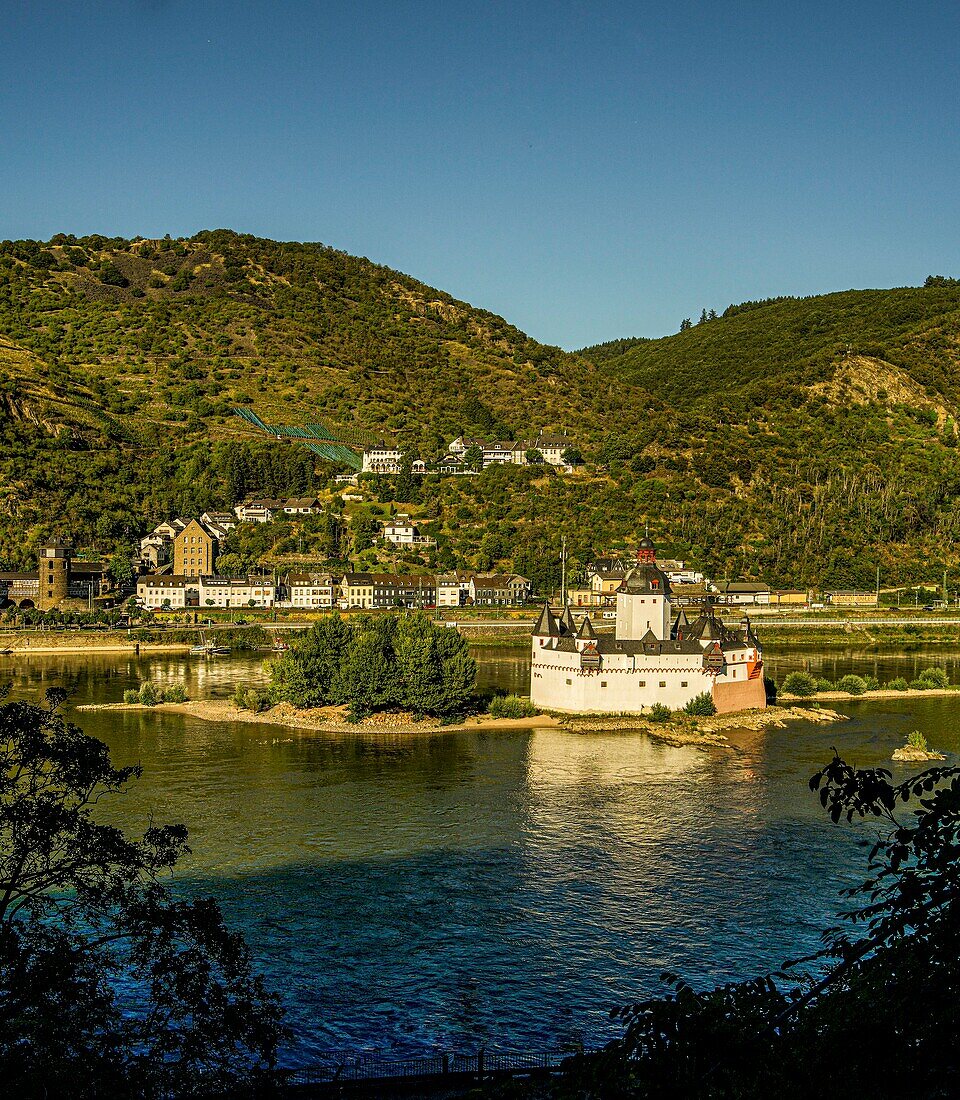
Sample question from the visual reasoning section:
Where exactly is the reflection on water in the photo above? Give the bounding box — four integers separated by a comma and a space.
1, 645, 958, 1062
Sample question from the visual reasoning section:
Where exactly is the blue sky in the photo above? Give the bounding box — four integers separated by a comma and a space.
3, 0, 958, 348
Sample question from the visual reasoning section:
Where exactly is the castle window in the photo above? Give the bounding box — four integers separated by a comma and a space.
638, 680, 646, 687
601, 681, 607, 687
659, 680, 666, 687
681, 681, 688, 687
566, 679, 572, 685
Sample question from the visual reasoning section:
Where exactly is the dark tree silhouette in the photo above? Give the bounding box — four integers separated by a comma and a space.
0, 686, 286, 1098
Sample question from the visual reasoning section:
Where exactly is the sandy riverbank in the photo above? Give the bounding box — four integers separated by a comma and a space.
76, 699, 846, 745
781, 686, 960, 703
1, 640, 193, 655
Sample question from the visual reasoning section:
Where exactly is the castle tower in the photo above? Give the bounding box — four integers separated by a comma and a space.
37, 540, 73, 610
636, 536, 656, 564
615, 562, 672, 641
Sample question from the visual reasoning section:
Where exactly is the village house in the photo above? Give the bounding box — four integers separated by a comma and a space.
340, 572, 375, 609
470, 573, 533, 606
436, 571, 474, 607
138, 518, 186, 567
282, 572, 339, 609
446, 430, 574, 471
200, 511, 237, 538
136, 575, 193, 610
715, 582, 772, 606
173, 520, 218, 578
198, 576, 276, 609
381, 514, 436, 549
234, 498, 284, 523
371, 574, 436, 609
528, 431, 572, 466
281, 497, 323, 515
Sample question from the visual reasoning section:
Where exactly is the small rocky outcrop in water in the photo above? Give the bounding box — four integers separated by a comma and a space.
893, 730, 946, 762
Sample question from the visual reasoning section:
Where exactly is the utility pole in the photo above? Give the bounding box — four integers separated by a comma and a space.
560, 535, 567, 606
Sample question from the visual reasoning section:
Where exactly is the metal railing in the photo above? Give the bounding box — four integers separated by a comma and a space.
287, 1047, 572, 1086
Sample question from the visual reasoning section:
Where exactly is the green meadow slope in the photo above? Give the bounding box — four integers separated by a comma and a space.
2, 233, 960, 589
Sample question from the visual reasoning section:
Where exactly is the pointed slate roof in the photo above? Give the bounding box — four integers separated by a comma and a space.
533, 602, 559, 637
576, 615, 597, 640
672, 607, 690, 638
743, 615, 761, 649
559, 605, 577, 635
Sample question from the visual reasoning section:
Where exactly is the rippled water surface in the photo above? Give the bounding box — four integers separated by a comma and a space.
3, 644, 959, 1063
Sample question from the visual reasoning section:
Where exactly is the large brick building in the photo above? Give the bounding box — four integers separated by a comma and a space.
173, 520, 217, 577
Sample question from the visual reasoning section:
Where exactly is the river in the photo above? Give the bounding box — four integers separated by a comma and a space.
2, 643, 959, 1064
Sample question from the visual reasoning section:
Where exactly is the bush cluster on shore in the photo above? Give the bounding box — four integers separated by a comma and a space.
268, 612, 477, 720
123, 682, 187, 705
780, 666, 951, 697
488, 694, 539, 719
233, 686, 270, 713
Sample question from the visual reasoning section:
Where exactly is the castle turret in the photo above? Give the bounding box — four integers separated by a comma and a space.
37, 539, 72, 610
532, 601, 559, 645
636, 536, 656, 564
615, 563, 672, 641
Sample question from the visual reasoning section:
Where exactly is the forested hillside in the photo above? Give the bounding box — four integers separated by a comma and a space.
2, 231, 960, 589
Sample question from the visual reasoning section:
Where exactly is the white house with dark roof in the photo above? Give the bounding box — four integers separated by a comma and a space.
529, 541, 766, 716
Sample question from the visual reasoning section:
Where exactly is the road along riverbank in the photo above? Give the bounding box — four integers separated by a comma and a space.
76, 699, 846, 746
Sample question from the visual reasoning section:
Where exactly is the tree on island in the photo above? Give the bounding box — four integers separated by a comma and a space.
558, 753, 960, 1097
0, 687, 286, 1098
269, 612, 477, 720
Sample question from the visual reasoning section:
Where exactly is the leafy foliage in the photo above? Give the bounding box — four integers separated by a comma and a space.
0, 687, 285, 1097
682, 692, 716, 716
269, 612, 477, 719
488, 694, 539, 719
781, 671, 817, 697
837, 673, 867, 695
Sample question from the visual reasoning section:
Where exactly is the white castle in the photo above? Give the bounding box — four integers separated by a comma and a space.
530, 540, 766, 715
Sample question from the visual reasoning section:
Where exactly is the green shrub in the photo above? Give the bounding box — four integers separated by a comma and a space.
815, 677, 834, 692
137, 682, 161, 706
683, 692, 716, 716
907, 729, 928, 751
233, 685, 269, 712
782, 671, 818, 697
123, 689, 139, 704
887, 677, 909, 691
489, 694, 538, 719
162, 684, 188, 703
864, 675, 880, 691
244, 689, 270, 713
909, 678, 931, 691
648, 703, 672, 723
837, 674, 867, 696
919, 666, 949, 688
